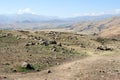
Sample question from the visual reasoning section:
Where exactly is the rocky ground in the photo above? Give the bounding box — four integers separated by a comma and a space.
1, 55, 120, 80
0, 30, 120, 80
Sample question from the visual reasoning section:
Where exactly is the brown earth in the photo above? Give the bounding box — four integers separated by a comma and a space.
0, 30, 120, 80
2, 55, 120, 80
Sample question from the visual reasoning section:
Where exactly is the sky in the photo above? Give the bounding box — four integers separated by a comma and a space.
0, 0, 120, 17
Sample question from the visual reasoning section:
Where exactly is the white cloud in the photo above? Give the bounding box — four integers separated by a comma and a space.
73, 9, 120, 17
73, 12, 106, 17
17, 8, 35, 14
113, 9, 120, 14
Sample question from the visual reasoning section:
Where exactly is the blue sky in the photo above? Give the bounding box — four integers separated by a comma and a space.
0, 0, 120, 17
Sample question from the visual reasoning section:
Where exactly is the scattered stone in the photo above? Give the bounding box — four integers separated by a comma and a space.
99, 70, 105, 73
40, 41, 49, 46
56, 63, 60, 65
0, 33, 12, 38
114, 69, 119, 72
35, 69, 40, 72
80, 43, 86, 48
25, 42, 36, 46
47, 69, 52, 73
39, 38, 44, 42
0, 76, 8, 80
3, 76, 7, 79
31, 42, 36, 45
49, 40, 57, 44
12, 69, 17, 72
21, 62, 34, 70
25, 43, 31, 46
51, 48, 57, 52
29, 54, 32, 56
57, 42, 62, 46
2, 63, 10, 65
97, 46, 113, 51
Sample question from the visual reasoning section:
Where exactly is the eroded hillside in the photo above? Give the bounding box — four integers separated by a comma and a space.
69, 17, 120, 37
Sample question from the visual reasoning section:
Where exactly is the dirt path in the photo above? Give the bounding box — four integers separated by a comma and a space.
5, 55, 120, 80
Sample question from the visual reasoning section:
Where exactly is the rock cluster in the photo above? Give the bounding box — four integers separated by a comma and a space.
97, 46, 113, 51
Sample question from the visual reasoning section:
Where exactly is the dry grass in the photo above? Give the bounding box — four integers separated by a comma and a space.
0, 30, 120, 75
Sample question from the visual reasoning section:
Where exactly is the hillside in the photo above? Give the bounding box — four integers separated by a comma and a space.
0, 30, 120, 80
0, 30, 97, 73
99, 26, 120, 39
98, 17, 120, 39
69, 17, 120, 36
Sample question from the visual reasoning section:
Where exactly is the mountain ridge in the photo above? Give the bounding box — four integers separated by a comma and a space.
0, 13, 120, 36
69, 16, 120, 38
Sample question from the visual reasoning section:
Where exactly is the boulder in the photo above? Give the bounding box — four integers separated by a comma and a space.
21, 62, 34, 70
40, 41, 49, 46
57, 42, 62, 46
47, 69, 52, 73
51, 46, 57, 52
49, 40, 57, 44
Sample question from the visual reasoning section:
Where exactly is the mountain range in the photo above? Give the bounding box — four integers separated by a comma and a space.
0, 13, 120, 38
0, 13, 120, 23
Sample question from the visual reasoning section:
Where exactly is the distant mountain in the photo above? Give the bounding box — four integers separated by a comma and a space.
0, 13, 120, 23
0, 14, 59, 24
69, 16, 120, 38
0, 13, 71, 30
0, 13, 120, 30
